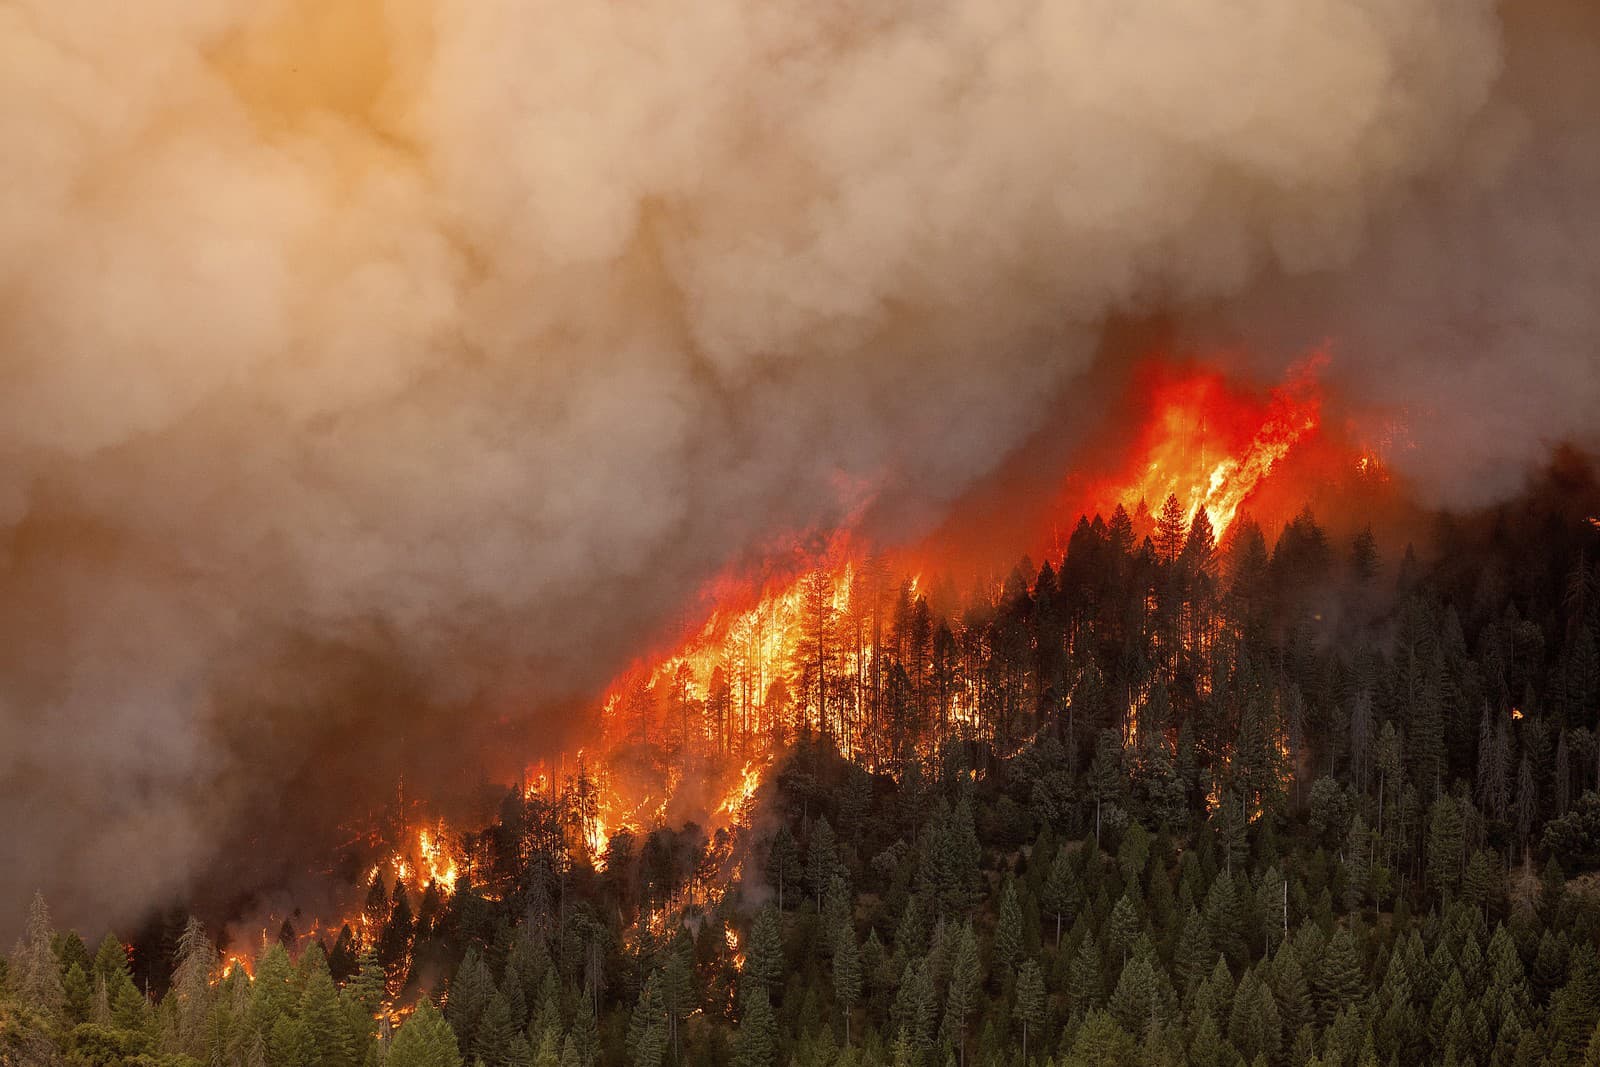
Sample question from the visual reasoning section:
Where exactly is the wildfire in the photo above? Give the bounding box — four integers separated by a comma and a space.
415, 827, 458, 894
1077, 357, 1323, 540
716, 761, 763, 819
213, 351, 1374, 992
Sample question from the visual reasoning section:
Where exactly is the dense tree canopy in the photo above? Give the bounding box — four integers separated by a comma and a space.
9, 458, 1600, 1067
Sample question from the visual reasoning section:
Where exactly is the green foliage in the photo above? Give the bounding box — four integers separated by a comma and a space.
389, 1001, 463, 1067
1013, 959, 1045, 1055
733, 987, 776, 1067
742, 905, 784, 1002
992, 878, 1024, 981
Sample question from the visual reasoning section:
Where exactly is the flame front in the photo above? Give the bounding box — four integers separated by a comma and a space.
1074, 357, 1325, 542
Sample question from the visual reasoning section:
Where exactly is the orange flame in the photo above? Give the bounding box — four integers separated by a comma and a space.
1076, 356, 1324, 541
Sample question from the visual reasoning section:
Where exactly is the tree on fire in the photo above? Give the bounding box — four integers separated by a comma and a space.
11, 456, 1600, 1067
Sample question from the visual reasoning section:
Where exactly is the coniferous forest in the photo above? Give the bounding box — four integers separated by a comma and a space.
8, 453, 1600, 1067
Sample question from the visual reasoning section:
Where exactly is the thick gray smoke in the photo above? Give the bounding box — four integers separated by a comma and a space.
1189, 0, 1600, 505
0, 0, 1589, 935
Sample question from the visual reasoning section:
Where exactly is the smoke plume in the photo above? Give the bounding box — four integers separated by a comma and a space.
0, 0, 1592, 935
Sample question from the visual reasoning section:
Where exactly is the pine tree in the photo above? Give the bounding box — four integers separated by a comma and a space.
1065, 1009, 1140, 1067
531, 1030, 560, 1067
1315, 928, 1364, 1025
894, 896, 926, 963
476, 991, 523, 1067
766, 827, 800, 912
942, 922, 981, 1065
1156, 494, 1187, 563
249, 942, 297, 1043
93, 933, 131, 986
743, 905, 784, 1002
1188, 1010, 1235, 1067
993, 877, 1024, 982
14, 891, 64, 1019
733, 986, 777, 1067
62, 963, 92, 1025
1427, 795, 1465, 902
168, 916, 218, 1057
1227, 970, 1282, 1064
300, 963, 356, 1067
1108, 938, 1165, 1037
388, 1000, 463, 1067
833, 923, 862, 1046
1270, 942, 1312, 1037
1041, 849, 1078, 950
660, 936, 695, 1060
891, 957, 937, 1052
1106, 891, 1140, 969
805, 817, 840, 913
1013, 959, 1046, 1063
821, 874, 852, 958
1173, 906, 1216, 994
1068, 932, 1105, 1016
1554, 946, 1600, 1051
626, 973, 667, 1067
344, 946, 385, 1056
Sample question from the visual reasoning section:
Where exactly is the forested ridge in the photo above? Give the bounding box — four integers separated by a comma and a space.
7, 453, 1600, 1067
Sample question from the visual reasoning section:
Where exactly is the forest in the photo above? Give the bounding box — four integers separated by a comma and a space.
6, 450, 1600, 1067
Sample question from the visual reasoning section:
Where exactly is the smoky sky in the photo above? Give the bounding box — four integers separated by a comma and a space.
1, 0, 1595, 938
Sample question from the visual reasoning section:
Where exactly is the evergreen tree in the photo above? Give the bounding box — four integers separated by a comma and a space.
833, 923, 862, 1046
891, 958, 937, 1052
1013, 959, 1046, 1063
743, 905, 784, 1001
388, 1000, 463, 1067
659, 937, 695, 1060
476, 992, 523, 1067
766, 826, 800, 913
1270, 943, 1312, 1037
626, 973, 667, 1067
1315, 928, 1365, 1025
993, 877, 1024, 981
733, 987, 777, 1067
941, 922, 981, 1065
1041, 849, 1078, 950
299, 963, 355, 1067
1427, 795, 1465, 902
1068, 932, 1105, 1016
62, 964, 92, 1025
1105, 891, 1140, 969
1063, 1009, 1140, 1067
14, 892, 64, 1019
805, 817, 840, 913
92, 933, 131, 986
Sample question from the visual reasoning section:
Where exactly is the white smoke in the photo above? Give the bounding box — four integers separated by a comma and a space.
2, 0, 1583, 935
